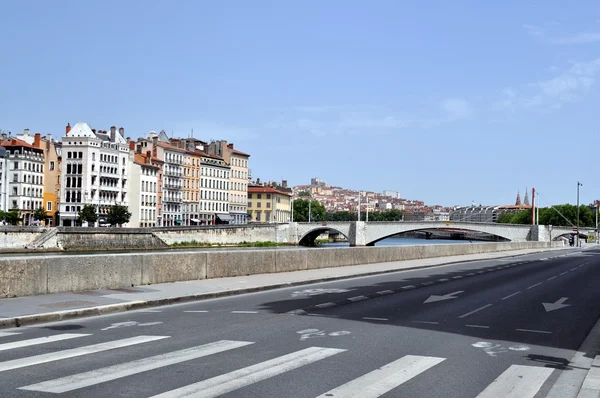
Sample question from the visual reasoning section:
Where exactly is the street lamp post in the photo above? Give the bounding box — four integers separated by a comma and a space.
308, 197, 312, 223
577, 181, 582, 247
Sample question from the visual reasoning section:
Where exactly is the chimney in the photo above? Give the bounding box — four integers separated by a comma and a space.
110, 126, 116, 142
23, 128, 31, 136
256, 178, 261, 185
227, 143, 234, 149
129, 141, 135, 151
45, 134, 52, 142
66, 123, 71, 134
152, 136, 158, 145
119, 127, 124, 137
282, 180, 288, 188
1, 133, 7, 141
91, 129, 96, 134
33, 133, 41, 148
146, 151, 152, 161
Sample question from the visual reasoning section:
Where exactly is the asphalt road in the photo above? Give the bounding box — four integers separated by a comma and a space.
0, 246, 598, 397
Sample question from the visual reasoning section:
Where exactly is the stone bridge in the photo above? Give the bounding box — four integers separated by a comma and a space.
289, 221, 581, 246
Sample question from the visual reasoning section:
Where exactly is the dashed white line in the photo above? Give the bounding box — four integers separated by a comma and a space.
466, 324, 490, 329
477, 271, 486, 274
286, 309, 307, 315
438, 278, 450, 282
526, 282, 543, 290
230, 311, 259, 314
184, 311, 209, 313
363, 317, 388, 321
315, 302, 336, 309
467, 273, 476, 276
459, 304, 492, 319
377, 290, 395, 295
516, 328, 552, 334
560, 271, 569, 276
421, 282, 434, 286
452, 276, 463, 279
138, 310, 162, 313
412, 320, 439, 325
547, 276, 557, 281
501, 291, 521, 300
348, 295, 368, 302
570, 267, 578, 271
401, 285, 415, 290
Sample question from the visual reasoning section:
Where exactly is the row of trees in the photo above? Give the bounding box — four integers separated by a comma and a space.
497, 204, 597, 228
291, 199, 403, 222
79, 204, 132, 226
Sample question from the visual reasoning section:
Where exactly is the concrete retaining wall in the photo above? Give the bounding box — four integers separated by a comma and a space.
55, 228, 168, 251
0, 241, 563, 297
0, 227, 45, 249
155, 225, 279, 245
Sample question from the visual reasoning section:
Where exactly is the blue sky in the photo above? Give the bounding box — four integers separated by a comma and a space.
1, 1, 600, 207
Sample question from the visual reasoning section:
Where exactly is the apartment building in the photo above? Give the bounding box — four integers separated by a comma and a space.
127, 147, 159, 228
0, 146, 8, 214
247, 185, 292, 223
59, 122, 129, 226
15, 129, 62, 226
0, 134, 45, 225
207, 140, 250, 224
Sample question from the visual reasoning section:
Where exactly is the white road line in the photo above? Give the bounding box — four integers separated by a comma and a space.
286, 309, 307, 315
149, 347, 345, 398
400, 285, 415, 290
560, 271, 569, 276
138, 310, 162, 313
570, 267, 578, 271
18, 340, 254, 393
0, 335, 168, 372
363, 317, 388, 321
377, 290, 394, 295
476, 364, 554, 398
0, 333, 90, 353
230, 311, 258, 314
547, 276, 557, 281
526, 282, 543, 290
501, 291, 521, 300
477, 271, 486, 274
0, 332, 20, 338
315, 302, 336, 309
459, 304, 492, 319
438, 278, 450, 282
467, 273, 476, 276
452, 276, 463, 279
348, 295, 368, 302
516, 328, 552, 334
466, 324, 490, 329
183, 311, 209, 313
315, 355, 445, 398
421, 282, 434, 286
412, 320, 439, 325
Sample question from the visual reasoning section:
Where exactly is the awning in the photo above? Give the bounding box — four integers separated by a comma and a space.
216, 214, 234, 222
190, 218, 201, 223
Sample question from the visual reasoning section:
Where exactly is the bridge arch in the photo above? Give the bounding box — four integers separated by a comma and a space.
296, 222, 352, 247
298, 227, 349, 247
365, 227, 512, 246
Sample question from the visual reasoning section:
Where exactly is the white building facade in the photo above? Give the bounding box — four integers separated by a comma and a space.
199, 153, 231, 224
59, 123, 129, 226
127, 152, 159, 228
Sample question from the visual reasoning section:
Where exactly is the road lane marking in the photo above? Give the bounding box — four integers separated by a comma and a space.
547, 276, 557, 281
459, 304, 492, 319
452, 276, 463, 279
315, 355, 445, 398
315, 302, 336, 309
138, 310, 162, 313
230, 311, 258, 314
0, 333, 90, 352
348, 295, 368, 302
377, 290, 394, 295
18, 340, 254, 393
516, 328, 552, 334
286, 309, 307, 315
0, 332, 21, 338
184, 311, 209, 313
421, 282, 434, 286
476, 364, 554, 398
412, 320, 439, 325
526, 282, 543, 290
400, 285, 415, 290
438, 278, 450, 282
149, 347, 345, 398
363, 317, 388, 321
501, 292, 521, 300
466, 325, 490, 329
570, 267, 578, 271
0, 335, 168, 372
560, 271, 569, 275
467, 273, 476, 276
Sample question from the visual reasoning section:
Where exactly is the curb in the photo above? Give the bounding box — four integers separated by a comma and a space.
0, 247, 571, 330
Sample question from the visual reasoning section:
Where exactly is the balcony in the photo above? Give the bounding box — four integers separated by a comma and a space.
163, 183, 182, 190
163, 197, 182, 203
163, 170, 183, 177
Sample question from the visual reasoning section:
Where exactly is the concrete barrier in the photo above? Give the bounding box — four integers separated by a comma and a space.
0, 241, 563, 297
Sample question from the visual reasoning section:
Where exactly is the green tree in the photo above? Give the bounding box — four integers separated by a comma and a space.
298, 191, 311, 197
78, 204, 99, 225
0, 209, 21, 225
33, 207, 48, 222
106, 204, 131, 226
293, 198, 326, 222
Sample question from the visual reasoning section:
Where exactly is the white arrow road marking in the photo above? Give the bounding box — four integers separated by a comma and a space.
424, 291, 464, 304
543, 297, 570, 312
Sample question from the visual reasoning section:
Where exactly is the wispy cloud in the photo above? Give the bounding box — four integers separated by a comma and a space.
492, 58, 600, 114
440, 98, 474, 120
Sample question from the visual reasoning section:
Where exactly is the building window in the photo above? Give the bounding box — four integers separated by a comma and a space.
49, 161, 55, 171
46, 201, 52, 211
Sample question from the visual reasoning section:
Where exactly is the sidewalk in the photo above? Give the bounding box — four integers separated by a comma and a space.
0, 245, 572, 329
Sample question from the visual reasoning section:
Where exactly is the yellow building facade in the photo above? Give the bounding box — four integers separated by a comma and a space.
247, 186, 291, 223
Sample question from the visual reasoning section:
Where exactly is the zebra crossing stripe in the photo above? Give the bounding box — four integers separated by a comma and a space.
315, 355, 445, 397
149, 347, 346, 398
18, 340, 254, 393
476, 365, 554, 398
0, 335, 169, 372
0, 333, 90, 352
